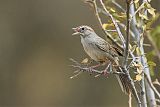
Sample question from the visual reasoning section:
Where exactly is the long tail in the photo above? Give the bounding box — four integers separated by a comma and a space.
115, 66, 141, 105
115, 67, 131, 94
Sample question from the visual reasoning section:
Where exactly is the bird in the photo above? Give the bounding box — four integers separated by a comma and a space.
72, 25, 130, 94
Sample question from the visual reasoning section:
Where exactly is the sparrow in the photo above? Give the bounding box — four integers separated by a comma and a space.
72, 25, 130, 94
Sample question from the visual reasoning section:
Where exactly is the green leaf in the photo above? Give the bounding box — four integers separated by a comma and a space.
149, 65, 155, 76
148, 61, 156, 66
102, 23, 114, 29
147, 61, 156, 76
151, 26, 160, 49
146, 50, 155, 61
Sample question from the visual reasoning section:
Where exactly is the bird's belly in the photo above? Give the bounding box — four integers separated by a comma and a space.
83, 44, 106, 62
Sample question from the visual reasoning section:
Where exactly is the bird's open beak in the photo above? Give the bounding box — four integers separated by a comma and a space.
72, 27, 80, 35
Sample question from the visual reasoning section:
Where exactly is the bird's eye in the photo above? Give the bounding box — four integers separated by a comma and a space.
81, 27, 85, 31
81, 28, 85, 30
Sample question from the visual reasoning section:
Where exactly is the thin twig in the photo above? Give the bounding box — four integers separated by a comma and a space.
99, 0, 126, 48
124, 0, 142, 106
130, 2, 148, 107
144, 73, 160, 99
130, 2, 146, 22
118, 23, 136, 39
112, 0, 125, 12
97, 7, 136, 38
155, 99, 160, 103
105, 30, 117, 32
123, 0, 130, 67
85, 0, 123, 50
137, 0, 157, 106
129, 92, 132, 107
70, 59, 125, 77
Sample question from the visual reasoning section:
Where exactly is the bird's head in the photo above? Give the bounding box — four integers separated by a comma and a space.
72, 25, 94, 37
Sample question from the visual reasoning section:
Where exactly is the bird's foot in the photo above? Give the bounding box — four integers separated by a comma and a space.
87, 64, 101, 74
102, 62, 112, 77
102, 70, 110, 77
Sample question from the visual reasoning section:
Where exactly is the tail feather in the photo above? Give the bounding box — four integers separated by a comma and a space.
115, 67, 131, 94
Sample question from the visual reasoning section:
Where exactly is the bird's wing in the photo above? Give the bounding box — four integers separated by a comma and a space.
94, 38, 123, 57
111, 45, 123, 56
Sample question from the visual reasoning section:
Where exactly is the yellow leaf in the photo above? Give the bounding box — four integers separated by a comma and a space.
102, 24, 108, 29
115, 20, 120, 23
81, 58, 89, 64
139, 13, 149, 20
129, 44, 132, 49
102, 23, 114, 29
144, 2, 156, 17
134, 0, 139, 4
153, 79, 160, 86
117, 15, 126, 19
144, 2, 152, 9
130, 45, 137, 53
110, 8, 116, 13
134, 62, 143, 74
137, 68, 143, 74
140, 34, 144, 45
136, 74, 142, 81
142, 25, 147, 31
136, 47, 142, 56
147, 8, 156, 18
134, 63, 142, 68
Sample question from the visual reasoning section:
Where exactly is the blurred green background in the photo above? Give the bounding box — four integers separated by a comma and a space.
0, 0, 159, 107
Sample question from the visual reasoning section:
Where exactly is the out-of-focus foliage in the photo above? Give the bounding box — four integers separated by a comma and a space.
151, 26, 160, 49
146, 26, 160, 76
146, 50, 156, 76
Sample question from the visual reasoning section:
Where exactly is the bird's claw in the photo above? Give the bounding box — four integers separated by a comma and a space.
102, 70, 110, 77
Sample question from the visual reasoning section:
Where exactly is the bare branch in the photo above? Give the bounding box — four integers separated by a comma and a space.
129, 92, 132, 107
130, 2, 148, 107
122, 0, 142, 106
123, 0, 130, 67
70, 58, 125, 78
144, 73, 160, 100
130, 0, 157, 106
130, 2, 146, 22
112, 0, 125, 12
97, 7, 136, 38
85, 0, 123, 50
99, 0, 126, 48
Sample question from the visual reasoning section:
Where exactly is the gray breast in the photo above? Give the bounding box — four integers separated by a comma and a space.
80, 36, 107, 61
